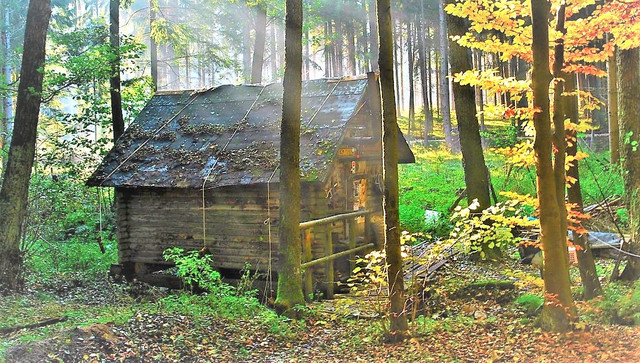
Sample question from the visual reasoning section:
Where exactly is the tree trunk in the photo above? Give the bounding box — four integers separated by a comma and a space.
270, 22, 277, 81
0, 0, 51, 292
324, 21, 331, 77
474, 50, 486, 134
109, 0, 124, 141
407, 19, 415, 137
242, 6, 251, 82
565, 72, 602, 299
1, 0, 13, 152
437, 1, 452, 148
398, 21, 404, 114
516, 57, 529, 134
446, 4, 491, 213
377, 0, 409, 337
251, 4, 267, 84
417, 8, 433, 145
368, 0, 378, 71
275, 0, 305, 312
551, 4, 569, 266
608, 49, 619, 164
149, 0, 158, 89
304, 29, 310, 80
530, 0, 575, 332
618, 47, 640, 281
347, 20, 356, 76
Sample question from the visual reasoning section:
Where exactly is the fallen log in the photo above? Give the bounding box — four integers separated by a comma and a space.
0, 316, 68, 335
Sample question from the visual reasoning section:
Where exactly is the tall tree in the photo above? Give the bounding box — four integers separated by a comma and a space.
368, 0, 378, 71
149, 0, 158, 89
407, 18, 415, 136
109, 0, 124, 141
437, 0, 452, 148
607, 48, 619, 164
565, 73, 602, 299
618, 47, 640, 281
275, 0, 305, 312
446, 1, 491, 212
530, 0, 575, 332
251, 3, 267, 84
0, 0, 51, 292
416, 3, 433, 145
377, 0, 409, 338
1, 0, 13, 152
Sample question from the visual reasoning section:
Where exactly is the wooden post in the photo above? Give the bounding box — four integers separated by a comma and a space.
364, 213, 372, 247
302, 228, 313, 301
324, 224, 334, 299
348, 218, 357, 273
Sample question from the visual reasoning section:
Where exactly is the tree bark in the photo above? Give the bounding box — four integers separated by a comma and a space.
446, 4, 491, 213
109, 0, 124, 141
368, 0, 378, 71
608, 49, 619, 164
417, 6, 433, 145
377, 0, 409, 337
149, 0, 158, 89
530, 0, 576, 332
437, 0, 452, 148
407, 19, 415, 137
242, 5, 251, 82
618, 47, 640, 281
251, 4, 267, 84
270, 22, 277, 81
551, 4, 569, 266
347, 20, 356, 76
0, 0, 51, 292
565, 72, 602, 299
275, 0, 305, 312
1, 0, 13, 152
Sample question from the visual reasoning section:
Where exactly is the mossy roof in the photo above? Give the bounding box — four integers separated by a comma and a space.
87, 77, 413, 189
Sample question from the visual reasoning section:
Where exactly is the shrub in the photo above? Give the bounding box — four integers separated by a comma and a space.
480, 125, 519, 148
515, 294, 543, 316
446, 199, 534, 260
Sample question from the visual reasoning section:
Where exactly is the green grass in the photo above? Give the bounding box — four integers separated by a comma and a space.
398, 144, 538, 236
398, 136, 624, 237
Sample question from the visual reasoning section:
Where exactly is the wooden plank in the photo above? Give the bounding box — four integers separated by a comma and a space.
301, 243, 374, 269
299, 210, 371, 229
302, 229, 313, 301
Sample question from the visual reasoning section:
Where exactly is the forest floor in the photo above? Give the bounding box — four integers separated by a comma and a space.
2, 255, 640, 362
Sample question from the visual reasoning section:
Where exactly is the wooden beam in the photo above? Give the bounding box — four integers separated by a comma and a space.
299, 210, 371, 229
301, 243, 374, 269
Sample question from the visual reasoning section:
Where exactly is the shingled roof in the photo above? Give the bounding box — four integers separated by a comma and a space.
87, 77, 413, 189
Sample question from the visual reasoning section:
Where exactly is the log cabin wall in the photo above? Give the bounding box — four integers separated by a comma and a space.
116, 183, 324, 277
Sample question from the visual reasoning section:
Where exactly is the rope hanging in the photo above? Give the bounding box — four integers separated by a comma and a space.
98, 89, 208, 188
262, 79, 344, 298
200, 85, 268, 250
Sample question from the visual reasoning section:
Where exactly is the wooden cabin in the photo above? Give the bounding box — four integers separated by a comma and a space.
87, 74, 414, 294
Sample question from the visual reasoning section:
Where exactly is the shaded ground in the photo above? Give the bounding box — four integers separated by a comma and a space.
2, 259, 640, 362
